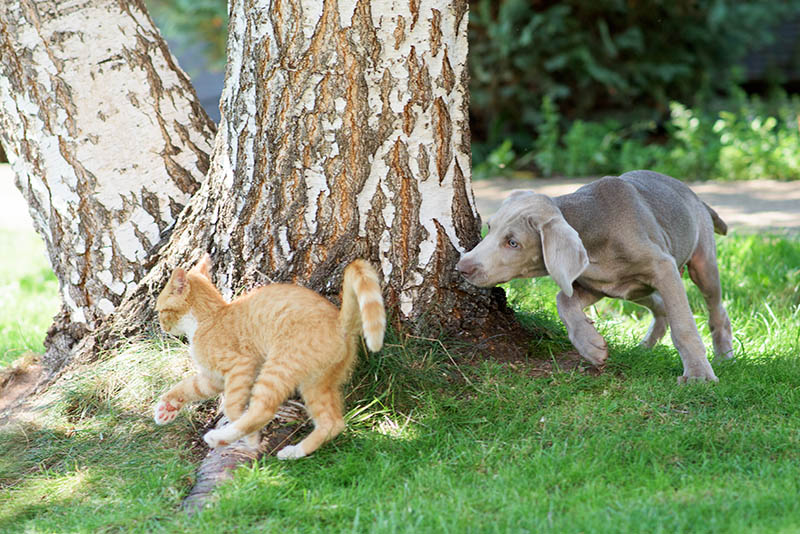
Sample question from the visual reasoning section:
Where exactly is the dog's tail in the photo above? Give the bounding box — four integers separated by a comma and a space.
704, 202, 728, 236
339, 259, 385, 352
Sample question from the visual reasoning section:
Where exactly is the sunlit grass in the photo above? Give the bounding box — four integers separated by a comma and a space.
0, 230, 59, 367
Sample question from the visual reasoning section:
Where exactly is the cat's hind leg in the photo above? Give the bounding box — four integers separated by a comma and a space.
277, 384, 345, 460
203, 359, 293, 448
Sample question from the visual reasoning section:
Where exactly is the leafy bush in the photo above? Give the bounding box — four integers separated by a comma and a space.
533, 96, 560, 176
655, 91, 800, 181
714, 102, 800, 181
146, 0, 227, 70
469, 0, 796, 149
655, 102, 722, 180
472, 139, 517, 178
477, 91, 800, 181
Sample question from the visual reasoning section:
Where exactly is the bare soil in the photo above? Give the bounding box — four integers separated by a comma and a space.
0, 363, 45, 415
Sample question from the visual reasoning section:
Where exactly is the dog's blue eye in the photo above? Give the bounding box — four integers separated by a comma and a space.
507, 239, 519, 248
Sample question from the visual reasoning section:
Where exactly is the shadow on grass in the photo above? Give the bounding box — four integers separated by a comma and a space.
3, 343, 800, 532
0, 412, 198, 532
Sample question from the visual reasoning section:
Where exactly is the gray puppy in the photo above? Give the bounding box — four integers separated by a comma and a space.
457, 170, 733, 382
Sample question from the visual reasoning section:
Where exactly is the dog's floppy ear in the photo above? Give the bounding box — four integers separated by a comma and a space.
539, 215, 589, 297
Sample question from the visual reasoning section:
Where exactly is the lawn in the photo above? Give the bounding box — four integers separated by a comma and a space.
0, 231, 798, 533
0, 230, 59, 368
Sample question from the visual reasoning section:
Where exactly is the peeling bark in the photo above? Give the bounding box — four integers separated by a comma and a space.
108, 0, 505, 336
86, 0, 512, 361
94, 1, 514, 362
0, 0, 216, 369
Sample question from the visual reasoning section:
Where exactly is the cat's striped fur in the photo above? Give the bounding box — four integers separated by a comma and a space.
153, 254, 385, 459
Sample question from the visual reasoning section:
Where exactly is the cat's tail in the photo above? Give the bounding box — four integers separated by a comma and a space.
340, 259, 385, 352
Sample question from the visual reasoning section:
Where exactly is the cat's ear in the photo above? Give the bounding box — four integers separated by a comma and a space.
191, 253, 212, 281
170, 268, 189, 296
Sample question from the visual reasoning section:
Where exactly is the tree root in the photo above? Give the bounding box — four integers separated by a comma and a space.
182, 399, 310, 516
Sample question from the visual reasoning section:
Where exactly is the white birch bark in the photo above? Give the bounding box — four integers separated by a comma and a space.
121, 0, 497, 332
1, 0, 509, 366
106, 0, 509, 348
0, 0, 216, 366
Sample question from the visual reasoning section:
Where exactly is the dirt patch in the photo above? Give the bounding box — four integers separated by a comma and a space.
518, 350, 603, 378
453, 312, 603, 379
0, 360, 46, 415
465, 330, 602, 378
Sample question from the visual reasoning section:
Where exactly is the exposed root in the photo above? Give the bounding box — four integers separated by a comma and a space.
181, 399, 311, 516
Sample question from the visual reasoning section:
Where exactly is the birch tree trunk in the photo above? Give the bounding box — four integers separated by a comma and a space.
1, 0, 512, 368
0, 0, 216, 368
102, 0, 510, 349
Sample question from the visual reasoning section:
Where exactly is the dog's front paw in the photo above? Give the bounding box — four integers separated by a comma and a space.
677, 360, 719, 384
203, 425, 242, 448
573, 335, 608, 368
153, 399, 182, 425
677, 372, 719, 384
276, 444, 307, 460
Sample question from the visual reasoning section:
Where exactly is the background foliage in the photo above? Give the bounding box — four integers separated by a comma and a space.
474, 88, 800, 181
146, 0, 227, 71
468, 0, 800, 179
468, 0, 796, 148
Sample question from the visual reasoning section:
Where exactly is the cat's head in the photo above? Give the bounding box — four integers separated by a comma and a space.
155, 254, 213, 336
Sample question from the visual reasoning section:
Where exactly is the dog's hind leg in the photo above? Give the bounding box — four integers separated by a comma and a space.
634, 292, 668, 348
687, 236, 734, 360
650, 256, 718, 383
556, 285, 608, 367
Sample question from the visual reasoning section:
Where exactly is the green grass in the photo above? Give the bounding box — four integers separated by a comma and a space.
0, 230, 60, 367
1, 232, 799, 533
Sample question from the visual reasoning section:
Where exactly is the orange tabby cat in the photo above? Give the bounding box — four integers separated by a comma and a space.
153, 254, 385, 460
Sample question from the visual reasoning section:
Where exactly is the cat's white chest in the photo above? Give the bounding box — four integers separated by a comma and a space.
178, 314, 216, 377
176, 312, 199, 340
176, 313, 208, 371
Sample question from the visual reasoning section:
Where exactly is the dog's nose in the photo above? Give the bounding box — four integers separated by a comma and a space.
456, 257, 477, 278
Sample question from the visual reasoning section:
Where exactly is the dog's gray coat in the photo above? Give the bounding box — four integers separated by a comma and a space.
457, 170, 733, 382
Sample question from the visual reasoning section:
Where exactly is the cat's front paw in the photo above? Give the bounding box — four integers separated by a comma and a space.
153, 399, 182, 425
203, 425, 242, 449
276, 444, 307, 460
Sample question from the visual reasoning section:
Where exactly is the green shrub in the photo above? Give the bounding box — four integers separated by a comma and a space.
657, 91, 800, 181
477, 91, 800, 181
473, 139, 517, 178
533, 96, 561, 176
714, 97, 800, 181
469, 0, 796, 148
562, 119, 631, 177
654, 102, 723, 180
